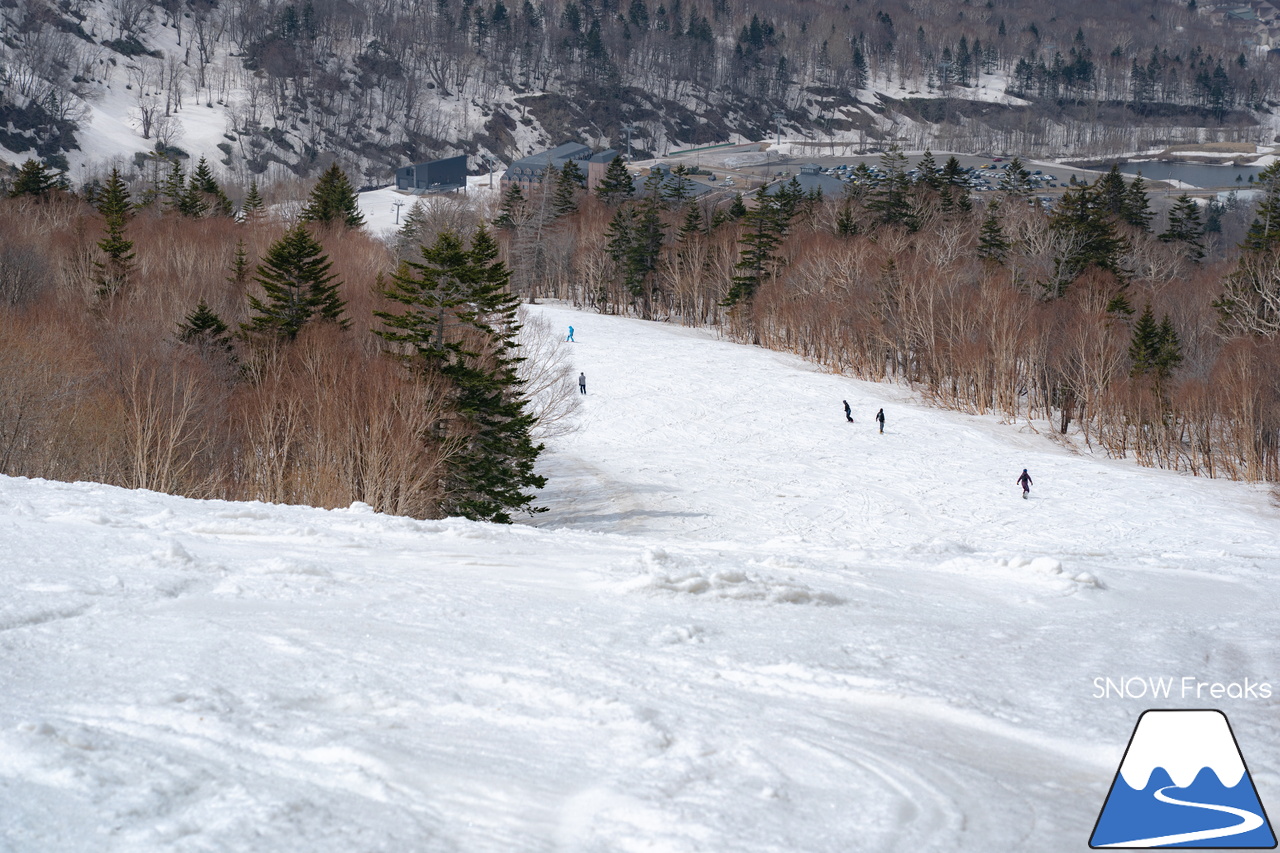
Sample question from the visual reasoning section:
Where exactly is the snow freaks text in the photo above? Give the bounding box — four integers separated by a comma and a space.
1092, 677, 1273, 700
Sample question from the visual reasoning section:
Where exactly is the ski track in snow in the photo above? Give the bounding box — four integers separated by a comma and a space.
3, 304, 1280, 851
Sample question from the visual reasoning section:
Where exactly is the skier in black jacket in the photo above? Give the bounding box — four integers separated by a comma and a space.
1017, 469, 1032, 499
843, 400, 853, 423
875, 408, 885, 433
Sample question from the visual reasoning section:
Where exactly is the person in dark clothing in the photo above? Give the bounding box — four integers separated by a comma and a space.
875, 408, 885, 433
578, 372, 586, 394
1017, 469, 1032, 498
843, 400, 853, 423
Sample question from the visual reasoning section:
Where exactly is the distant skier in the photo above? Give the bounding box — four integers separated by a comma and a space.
1017, 469, 1032, 499
875, 408, 885, 433
578, 372, 586, 394
566, 325, 575, 342
843, 400, 853, 423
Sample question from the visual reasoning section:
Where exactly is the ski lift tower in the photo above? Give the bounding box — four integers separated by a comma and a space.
622, 124, 638, 160
772, 111, 785, 150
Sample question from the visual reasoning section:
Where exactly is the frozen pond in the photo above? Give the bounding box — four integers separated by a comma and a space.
1115, 160, 1266, 188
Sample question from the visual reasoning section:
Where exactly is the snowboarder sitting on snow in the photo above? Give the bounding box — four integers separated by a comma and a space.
578, 372, 586, 394
1017, 469, 1032, 499
875, 408, 885, 433
843, 400, 853, 423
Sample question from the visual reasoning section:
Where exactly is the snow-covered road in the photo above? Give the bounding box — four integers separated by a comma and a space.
2, 304, 1278, 851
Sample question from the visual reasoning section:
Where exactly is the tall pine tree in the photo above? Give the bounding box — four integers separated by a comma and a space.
300, 163, 365, 228
376, 228, 546, 522
977, 202, 1010, 265
1122, 174, 1152, 231
240, 179, 265, 223
726, 186, 788, 305
866, 146, 917, 230
1129, 303, 1183, 387
242, 224, 348, 340
494, 181, 526, 228
7, 159, 61, 199
552, 159, 584, 216
596, 155, 635, 204
1159, 194, 1204, 260
94, 168, 136, 299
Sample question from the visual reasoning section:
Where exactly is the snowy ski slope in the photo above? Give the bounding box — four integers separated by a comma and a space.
2, 304, 1278, 851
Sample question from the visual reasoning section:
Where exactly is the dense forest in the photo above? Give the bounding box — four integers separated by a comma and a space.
2, 153, 1278, 525
2, 0, 1280, 182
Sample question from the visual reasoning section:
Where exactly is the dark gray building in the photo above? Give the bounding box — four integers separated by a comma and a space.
763, 163, 847, 197
396, 155, 468, 193
501, 142, 621, 191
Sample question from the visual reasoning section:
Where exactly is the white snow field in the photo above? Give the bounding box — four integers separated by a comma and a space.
3, 303, 1280, 852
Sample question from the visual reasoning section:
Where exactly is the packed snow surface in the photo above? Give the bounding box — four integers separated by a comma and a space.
3, 304, 1280, 851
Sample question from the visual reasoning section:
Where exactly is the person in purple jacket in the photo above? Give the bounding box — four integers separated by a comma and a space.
1017, 469, 1032, 499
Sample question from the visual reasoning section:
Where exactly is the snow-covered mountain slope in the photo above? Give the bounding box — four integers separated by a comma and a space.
3, 304, 1279, 852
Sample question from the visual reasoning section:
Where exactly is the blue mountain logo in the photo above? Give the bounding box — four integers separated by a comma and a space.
1091, 710, 1276, 848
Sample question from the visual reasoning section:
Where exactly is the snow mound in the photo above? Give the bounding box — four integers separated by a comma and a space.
1007, 555, 1104, 590
622, 548, 843, 605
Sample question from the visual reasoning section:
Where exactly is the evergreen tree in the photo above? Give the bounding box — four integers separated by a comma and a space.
1096, 164, 1129, 216
1122, 174, 1152, 230
1048, 184, 1129, 295
596, 155, 635, 204
242, 224, 347, 340
93, 168, 135, 298
866, 146, 917, 230
916, 149, 942, 191
977, 202, 1010, 264
605, 204, 637, 277
1159, 194, 1204, 260
726, 187, 787, 305
494, 181, 526, 228
552, 159, 583, 216
161, 160, 186, 212
774, 176, 805, 223
176, 177, 210, 218
662, 171, 694, 204
7, 159, 60, 199
228, 238, 252, 288
1129, 304, 1183, 383
726, 192, 748, 219
998, 157, 1033, 196
677, 199, 705, 241
455, 224, 547, 521
628, 195, 666, 298
300, 163, 365, 228
940, 156, 972, 215
376, 229, 546, 522
191, 156, 234, 216
835, 201, 859, 237
395, 200, 428, 256
177, 299, 235, 358
241, 179, 265, 222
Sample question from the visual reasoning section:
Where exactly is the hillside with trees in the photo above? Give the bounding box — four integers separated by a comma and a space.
2, 0, 1280, 182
